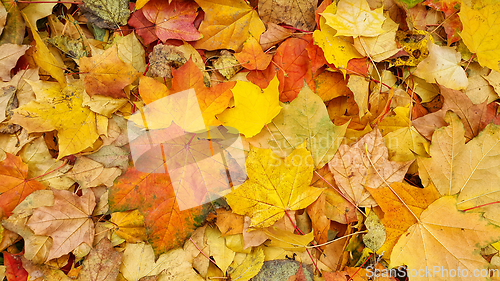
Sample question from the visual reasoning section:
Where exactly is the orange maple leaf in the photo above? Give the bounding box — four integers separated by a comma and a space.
79, 45, 141, 99
0, 153, 46, 216
139, 58, 235, 126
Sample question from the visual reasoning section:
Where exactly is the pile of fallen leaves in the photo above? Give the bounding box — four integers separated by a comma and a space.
1, 0, 500, 279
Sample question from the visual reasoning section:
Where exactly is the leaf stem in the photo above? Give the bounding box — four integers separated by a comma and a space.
313, 171, 367, 217
464, 53, 475, 72
189, 237, 217, 265
363, 144, 420, 222
26, 159, 68, 181
347, 252, 373, 281
284, 210, 320, 274
16, 0, 82, 3
462, 201, 500, 212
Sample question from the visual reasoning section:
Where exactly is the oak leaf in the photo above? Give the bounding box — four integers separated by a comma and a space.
27, 189, 96, 261
11, 79, 99, 159
225, 147, 323, 228
328, 128, 412, 207
141, 0, 202, 42
79, 45, 141, 99
459, 1, 500, 71
390, 196, 500, 281
217, 76, 281, 138
194, 0, 265, 51
0, 153, 46, 216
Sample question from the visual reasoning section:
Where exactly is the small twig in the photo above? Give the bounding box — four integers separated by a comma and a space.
27, 159, 68, 181
307, 231, 368, 248
364, 144, 420, 222
284, 210, 320, 274
463, 201, 500, 212
189, 237, 217, 265
347, 252, 374, 281
464, 53, 475, 73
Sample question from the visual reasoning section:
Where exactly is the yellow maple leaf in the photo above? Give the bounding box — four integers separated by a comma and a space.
11, 79, 99, 159
378, 107, 430, 162
22, 12, 66, 87
314, 1, 363, 76
390, 196, 500, 281
217, 76, 281, 138
79, 45, 141, 99
459, 1, 500, 71
225, 147, 323, 228
194, 0, 265, 51
320, 0, 385, 38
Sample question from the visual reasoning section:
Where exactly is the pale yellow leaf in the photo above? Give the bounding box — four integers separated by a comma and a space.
413, 43, 468, 90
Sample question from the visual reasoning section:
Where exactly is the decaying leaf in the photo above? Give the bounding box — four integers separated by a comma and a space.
81, 0, 130, 29
259, 0, 318, 31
